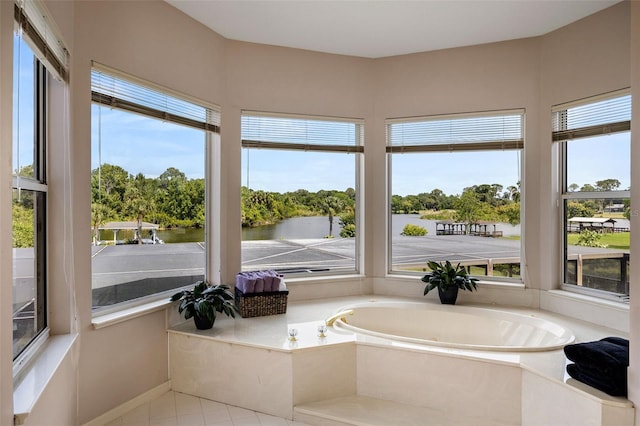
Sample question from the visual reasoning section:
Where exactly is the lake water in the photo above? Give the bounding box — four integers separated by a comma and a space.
100, 214, 521, 243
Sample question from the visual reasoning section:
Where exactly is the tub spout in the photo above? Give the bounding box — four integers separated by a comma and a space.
325, 309, 354, 327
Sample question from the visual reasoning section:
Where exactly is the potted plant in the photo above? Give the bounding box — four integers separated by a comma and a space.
170, 281, 238, 329
421, 260, 478, 305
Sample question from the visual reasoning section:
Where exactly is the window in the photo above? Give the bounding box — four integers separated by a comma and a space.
554, 91, 631, 300
91, 64, 220, 311
12, 0, 69, 363
241, 112, 363, 276
387, 111, 524, 279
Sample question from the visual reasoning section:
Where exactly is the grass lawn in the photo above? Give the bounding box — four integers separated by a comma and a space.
503, 233, 629, 250
567, 232, 630, 250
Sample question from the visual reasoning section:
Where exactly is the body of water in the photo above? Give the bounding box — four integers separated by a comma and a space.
242, 216, 342, 240
101, 215, 523, 244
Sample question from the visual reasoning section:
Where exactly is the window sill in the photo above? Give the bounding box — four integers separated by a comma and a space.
13, 333, 78, 425
542, 289, 629, 333
385, 273, 525, 290
92, 298, 172, 330
285, 274, 366, 285
547, 288, 629, 311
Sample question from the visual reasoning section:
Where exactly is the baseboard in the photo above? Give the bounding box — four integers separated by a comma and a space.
82, 381, 171, 426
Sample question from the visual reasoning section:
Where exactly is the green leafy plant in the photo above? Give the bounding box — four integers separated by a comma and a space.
422, 260, 478, 294
170, 281, 238, 328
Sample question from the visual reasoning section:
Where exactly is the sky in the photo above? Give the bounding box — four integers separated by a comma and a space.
87, 107, 630, 198
87, 105, 630, 198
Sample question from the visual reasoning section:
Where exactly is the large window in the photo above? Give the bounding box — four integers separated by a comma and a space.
241, 112, 363, 276
12, 0, 69, 363
13, 37, 47, 360
91, 65, 220, 311
554, 91, 631, 300
387, 111, 524, 279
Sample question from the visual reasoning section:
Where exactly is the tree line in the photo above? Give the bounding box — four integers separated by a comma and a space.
11, 162, 628, 249
392, 183, 521, 226
88, 164, 357, 243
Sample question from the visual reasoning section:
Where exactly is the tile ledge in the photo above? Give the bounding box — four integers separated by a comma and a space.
13, 333, 78, 425
92, 299, 171, 329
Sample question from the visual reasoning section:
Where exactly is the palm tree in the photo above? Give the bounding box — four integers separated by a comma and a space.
91, 202, 110, 245
321, 196, 345, 238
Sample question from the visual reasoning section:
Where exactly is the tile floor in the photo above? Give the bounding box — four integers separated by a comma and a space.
103, 390, 311, 426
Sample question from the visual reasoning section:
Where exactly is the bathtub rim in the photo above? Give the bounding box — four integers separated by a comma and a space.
330, 301, 576, 352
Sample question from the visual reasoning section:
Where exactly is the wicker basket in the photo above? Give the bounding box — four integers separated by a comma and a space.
234, 288, 289, 318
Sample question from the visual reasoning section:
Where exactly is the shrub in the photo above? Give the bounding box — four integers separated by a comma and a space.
340, 223, 356, 238
576, 229, 607, 248
401, 224, 427, 236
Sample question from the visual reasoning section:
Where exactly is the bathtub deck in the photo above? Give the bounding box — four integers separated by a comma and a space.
168, 295, 633, 426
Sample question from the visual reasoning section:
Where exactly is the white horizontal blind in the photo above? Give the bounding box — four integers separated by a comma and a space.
387, 111, 524, 153
241, 113, 364, 153
14, 0, 68, 81
552, 91, 631, 142
91, 67, 220, 133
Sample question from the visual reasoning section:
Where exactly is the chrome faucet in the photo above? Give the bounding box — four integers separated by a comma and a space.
325, 309, 354, 327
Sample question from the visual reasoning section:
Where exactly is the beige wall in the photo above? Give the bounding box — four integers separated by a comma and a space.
1, 2, 15, 426
537, 2, 631, 295
629, 2, 640, 423
69, 1, 228, 422
222, 42, 374, 281
2, 0, 636, 424
372, 38, 542, 282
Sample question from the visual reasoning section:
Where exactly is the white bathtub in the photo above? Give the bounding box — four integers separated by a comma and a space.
329, 302, 575, 352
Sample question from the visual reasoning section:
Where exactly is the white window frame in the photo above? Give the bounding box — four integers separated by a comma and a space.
554, 89, 631, 302
12, 36, 51, 378
386, 110, 525, 281
90, 63, 221, 314
240, 111, 364, 277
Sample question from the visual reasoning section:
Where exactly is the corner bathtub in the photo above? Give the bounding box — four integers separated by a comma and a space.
329, 302, 575, 352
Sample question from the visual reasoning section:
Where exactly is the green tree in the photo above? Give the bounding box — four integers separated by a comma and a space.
454, 190, 484, 229
595, 179, 622, 212
391, 195, 405, 214
91, 164, 130, 217
12, 203, 33, 248
595, 179, 621, 192
124, 173, 156, 244
566, 201, 595, 218
339, 212, 356, 238
321, 196, 345, 238
505, 184, 520, 202
497, 202, 520, 225
91, 202, 112, 245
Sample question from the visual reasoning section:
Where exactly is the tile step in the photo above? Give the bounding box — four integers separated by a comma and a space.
294, 395, 513, 426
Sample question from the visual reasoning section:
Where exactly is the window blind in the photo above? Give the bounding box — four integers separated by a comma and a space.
91, 66, 220, 133
241, 112, 364, 153
386, 110, 524, 153
552, 91, 631, 142
14, 0, 68, 82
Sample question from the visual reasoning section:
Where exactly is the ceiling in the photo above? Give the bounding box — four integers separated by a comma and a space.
165, 0, 620, 58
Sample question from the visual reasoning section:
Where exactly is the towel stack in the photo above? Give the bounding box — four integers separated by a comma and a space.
236, 270, 286, 293
563, 337, 629, 396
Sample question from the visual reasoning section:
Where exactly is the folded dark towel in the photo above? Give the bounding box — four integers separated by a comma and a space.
563, 338, 629, 375
602, 336, 629, 348
567, 363, 627, 397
